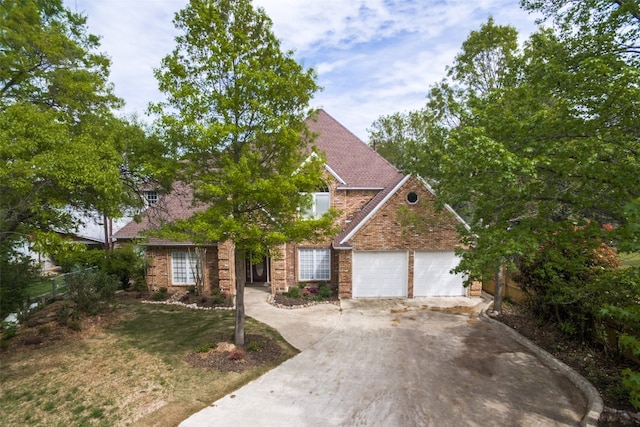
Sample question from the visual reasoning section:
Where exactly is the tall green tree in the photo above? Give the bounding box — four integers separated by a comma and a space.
367, 109, 440, 174
523, 0, 640, 407
439, 17, 639, 310
0, 0, 158, 255
370, 10, 639, 315
152, 0, 338, 346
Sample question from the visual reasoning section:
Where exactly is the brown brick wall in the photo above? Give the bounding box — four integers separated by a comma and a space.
217, 241, 236, 295
349, 177, 460, 251
339, 176, 472, 298
270, 244, 289, 293
337, 249, 352, 298
145, 245, 219, 295
333, 188, 379, 225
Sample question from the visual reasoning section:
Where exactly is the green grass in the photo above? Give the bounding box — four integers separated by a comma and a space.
0, 299, 297, 427
26, 279, 54, 298
619, 252, 640, 269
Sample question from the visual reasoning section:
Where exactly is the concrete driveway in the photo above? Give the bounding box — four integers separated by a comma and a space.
180, 287, 597, 427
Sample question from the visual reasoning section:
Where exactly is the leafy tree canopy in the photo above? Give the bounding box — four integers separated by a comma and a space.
152, 0, 338, 257
369, 4, 639, 282
0, 0, 164, 254
152, 0, 339, 346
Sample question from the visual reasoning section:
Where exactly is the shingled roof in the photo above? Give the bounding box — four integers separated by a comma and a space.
114, 110, 405, 243
113, 183, 202, 244
307, 110, 403, 189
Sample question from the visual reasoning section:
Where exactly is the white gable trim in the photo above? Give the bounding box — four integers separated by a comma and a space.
324, 164, 346, 185
339, 175, 411, 244
298, 152, 346, 185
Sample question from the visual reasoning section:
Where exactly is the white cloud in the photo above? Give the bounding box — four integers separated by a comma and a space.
64, 0, 541, 140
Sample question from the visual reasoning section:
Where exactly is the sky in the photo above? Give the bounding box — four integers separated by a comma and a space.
63, 0, 542, 142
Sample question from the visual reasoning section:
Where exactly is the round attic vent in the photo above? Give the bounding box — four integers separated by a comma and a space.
407, 192, 419, 204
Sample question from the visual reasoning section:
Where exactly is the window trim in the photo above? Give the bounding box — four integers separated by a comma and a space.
144, 191, 159, 206
407, 191, 419, 204
302, 187, 330, 219
171, 251, 197, 285
298, 248, 331, 281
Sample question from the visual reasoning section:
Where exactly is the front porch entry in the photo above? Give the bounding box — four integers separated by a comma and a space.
245, 256, 270, 285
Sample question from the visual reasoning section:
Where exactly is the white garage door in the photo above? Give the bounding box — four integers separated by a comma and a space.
352, 251, 408, 298
414, 251, 466, 297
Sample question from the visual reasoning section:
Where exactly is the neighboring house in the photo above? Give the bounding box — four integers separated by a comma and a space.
18, 213, 130, 274
113, 110, 482, 299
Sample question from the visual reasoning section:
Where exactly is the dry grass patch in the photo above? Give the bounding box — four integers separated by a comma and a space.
0, 298, 297, 426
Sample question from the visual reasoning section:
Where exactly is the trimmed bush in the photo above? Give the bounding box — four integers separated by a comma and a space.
102, 245, 146, 289
67, 269, 119, 315
283, 286, 301, 298
318, 284, 332, 299
227, 348, 245, 360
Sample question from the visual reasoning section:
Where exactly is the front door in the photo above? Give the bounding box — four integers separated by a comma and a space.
246, 256, 269, 283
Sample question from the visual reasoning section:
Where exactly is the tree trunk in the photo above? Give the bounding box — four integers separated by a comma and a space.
493, 261, 505, 314
234, 280, 245, 346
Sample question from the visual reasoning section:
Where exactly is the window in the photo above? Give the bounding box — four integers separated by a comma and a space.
144, 191, 158, 205
302, 188, 330, 218
172, 251, 197, 284
299, 248, 330, 281
407, 192, 419, 204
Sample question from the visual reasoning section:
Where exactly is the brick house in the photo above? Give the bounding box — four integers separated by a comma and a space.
114, 110, 481, 299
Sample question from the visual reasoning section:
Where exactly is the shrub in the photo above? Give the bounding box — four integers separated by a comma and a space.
1, 324, 17, 341
194, 343, 213, 353
67, 269, 119, 315
318, 284, 332, 299
283, 286, 301, 298
55, 302, 74, 326
152, 288, 168, 301
57, 249, 105, 273
246, 340, 266, 352
515, 223, 622, 339
228, 348, 245, 360
0, 249, 41, 319
601, 292, 640, 410
102, 245, 146, 289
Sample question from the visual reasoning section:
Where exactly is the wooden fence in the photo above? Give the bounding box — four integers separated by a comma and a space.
482, 271, 528, 304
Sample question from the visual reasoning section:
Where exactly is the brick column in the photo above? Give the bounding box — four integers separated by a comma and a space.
469, 279, 482, 297
337, 249, 352, 298
270, 244, 287, 294
217, 241, 236, 296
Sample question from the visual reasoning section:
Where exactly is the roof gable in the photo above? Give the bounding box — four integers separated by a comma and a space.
335, 175, 469, 247
115, 111, 406, 242
113, 182, 201, 242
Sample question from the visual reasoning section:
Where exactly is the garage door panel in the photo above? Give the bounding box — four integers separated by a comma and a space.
353, 251, 407, 298
414, 251, 466, 297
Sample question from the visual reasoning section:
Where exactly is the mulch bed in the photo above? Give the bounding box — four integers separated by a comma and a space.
497, 303, 640, 425
184, 334, 282, 372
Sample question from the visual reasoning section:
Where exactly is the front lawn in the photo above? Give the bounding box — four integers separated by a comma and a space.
0, 297, 297, 426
